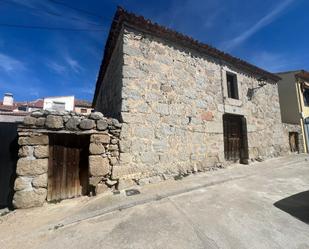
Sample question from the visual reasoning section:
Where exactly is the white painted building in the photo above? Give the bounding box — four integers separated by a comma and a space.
43, 96, 75, 112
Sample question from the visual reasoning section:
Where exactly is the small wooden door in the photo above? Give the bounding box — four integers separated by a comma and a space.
47, 134, 89, 202
289, 132, 299, 153
223, 114, 248, 163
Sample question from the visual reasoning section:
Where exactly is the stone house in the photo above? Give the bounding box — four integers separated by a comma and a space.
93, 8, 290, 187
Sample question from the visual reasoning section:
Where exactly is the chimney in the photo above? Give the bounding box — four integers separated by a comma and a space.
3, 93, 13, 106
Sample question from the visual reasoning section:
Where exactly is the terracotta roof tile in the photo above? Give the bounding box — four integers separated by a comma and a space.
75, 99, 92, 108
0, 104, 17, 112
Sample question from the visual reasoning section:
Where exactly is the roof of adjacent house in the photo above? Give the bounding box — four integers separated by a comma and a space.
24, 99, 44, 108
0, 98, 43, 112
93, 7, 281, 105
276, 70, 309, 81
0, 103, 18, 112
295, 70, 309, 82
75, 99, 92, 108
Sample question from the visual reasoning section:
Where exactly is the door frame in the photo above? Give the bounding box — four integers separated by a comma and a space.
288, 132, 299, 153
223, 114, 249, 164
47, 133, 90, 202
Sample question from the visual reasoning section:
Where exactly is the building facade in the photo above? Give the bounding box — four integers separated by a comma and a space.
277, 70, 309, 153
93, 8, 290, 187
43, 96, 75, 112
43, 96, 93, 114
74, 99, 93, 115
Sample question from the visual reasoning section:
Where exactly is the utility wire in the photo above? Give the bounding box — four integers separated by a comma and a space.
0, 23, 106, 31
0, 0, 105, 26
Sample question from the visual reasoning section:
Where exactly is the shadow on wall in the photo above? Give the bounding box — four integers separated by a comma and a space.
274, 190, 309, 224
94, 30, 124, 122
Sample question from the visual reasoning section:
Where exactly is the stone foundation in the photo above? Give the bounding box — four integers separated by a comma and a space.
13, 110, 121, 209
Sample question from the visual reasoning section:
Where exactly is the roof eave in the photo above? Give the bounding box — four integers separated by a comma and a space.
92, 6, 281, 106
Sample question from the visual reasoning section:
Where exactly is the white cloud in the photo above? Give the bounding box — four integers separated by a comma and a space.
65, 55, 83, 73
46, 55, 83, 75
46, 61, 67, 74
0, 53, 25, 72
10, 0, 103, 29
249, 51, 305, 72
221, 0, 295, 51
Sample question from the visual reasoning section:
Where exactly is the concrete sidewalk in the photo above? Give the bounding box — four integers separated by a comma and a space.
0, 154, 308, 249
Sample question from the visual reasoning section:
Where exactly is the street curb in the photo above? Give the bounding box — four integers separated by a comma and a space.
50, 156, 308, 230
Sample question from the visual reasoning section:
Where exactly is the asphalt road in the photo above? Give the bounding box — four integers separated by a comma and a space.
1, 155, 308, 249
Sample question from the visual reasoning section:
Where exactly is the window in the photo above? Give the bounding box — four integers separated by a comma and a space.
18, 106, 27, 111
52, 101, 65, 111
303, 88, 309, 106
226, 72, 239, 99
81, 108, 87, 113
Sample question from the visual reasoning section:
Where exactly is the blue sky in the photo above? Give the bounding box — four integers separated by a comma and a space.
0, 0, 308, 102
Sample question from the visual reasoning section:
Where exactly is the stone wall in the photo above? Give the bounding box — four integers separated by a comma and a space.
13, 110, 121, 208
96, 27, 290, 187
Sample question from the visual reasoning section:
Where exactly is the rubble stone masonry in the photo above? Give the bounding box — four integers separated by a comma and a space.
14, 110, 121, 208
95, 27, 290, 188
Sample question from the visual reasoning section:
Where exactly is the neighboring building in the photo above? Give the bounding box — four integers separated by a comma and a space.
43, 96, 93, 114
0, 93, 19, 112
0, 93, 28, 122
93, 8, 290, 186
277, 70, 309, 153
0, 92, 92, 118
2, 93, 14, 106
18, 99, 44, 112
0, 93, 43, 114
74, 99, 93, 114
43, 96, 75, 112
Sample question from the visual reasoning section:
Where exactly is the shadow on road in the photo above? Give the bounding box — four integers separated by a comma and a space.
274, 190, 309, 224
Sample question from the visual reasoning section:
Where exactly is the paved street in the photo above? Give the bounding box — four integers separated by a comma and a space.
1, 154, 309, 249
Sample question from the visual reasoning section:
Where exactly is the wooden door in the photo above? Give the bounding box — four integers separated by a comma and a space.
289, 132, 299, 152
223, 115, 246, 162
47, 134, 89, 202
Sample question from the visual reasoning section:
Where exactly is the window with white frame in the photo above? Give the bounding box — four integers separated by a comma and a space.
226, 72, 239, 99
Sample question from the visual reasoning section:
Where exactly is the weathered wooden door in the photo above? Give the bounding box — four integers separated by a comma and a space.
289, 132, 299, 152
47, 134, 89, 202
223, 114, 248, 163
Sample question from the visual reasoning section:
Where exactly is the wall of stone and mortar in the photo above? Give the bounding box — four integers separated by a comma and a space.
96, 27, 290, 188
13, 110, 121, 208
